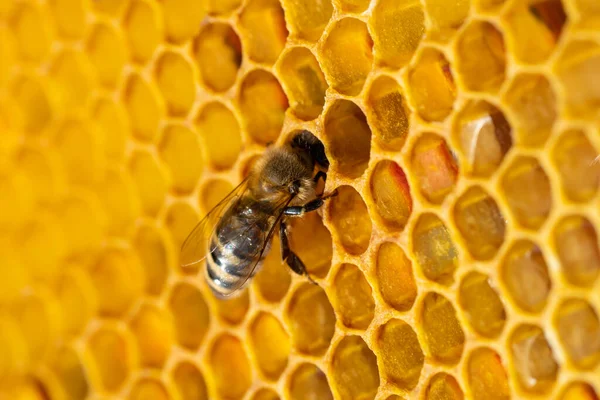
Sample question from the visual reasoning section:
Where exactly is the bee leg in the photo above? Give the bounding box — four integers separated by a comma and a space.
283, 189, 338, 216
313, 171, 327, 184
280, 222, 318, 285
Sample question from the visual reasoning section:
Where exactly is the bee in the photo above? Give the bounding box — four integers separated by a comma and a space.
180, 131, 337, 298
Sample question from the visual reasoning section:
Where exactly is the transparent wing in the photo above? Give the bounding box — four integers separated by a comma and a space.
180, 178, 250, 269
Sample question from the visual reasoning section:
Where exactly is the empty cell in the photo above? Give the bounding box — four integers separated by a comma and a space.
376, 242, 417, 311
52, 347, 89, 400
162, 0, 207, 43
289, 211, 333, 278
239, 70, 288, 144
129, 151, 169, 216
501, 156, 552, 230
124, 0, 163, 63
455, 21, 506, 92
155, 52, 196, 117
555, 40, 600, 118
328, 186, 372, 255
331, 336, 380, 400
320, 18, 373, 96
509, 325, 559, 393
55, 271, 95, 337
86, 23, 127, 88
239, 0, 288, 65
172, 362, 209, 400
194, 23, 242, 93
50, 0, 86, 39
123, 74, 164, 142
336, 0, 370, 13
559, 382, 599, 400
200, 179, 234, 215
425, 373, 464, 400
466, 348, 510, 400
366, 76, 410, 151
133, 223, 169, 296
195, 102, 242, 170
159, 123, 204, 194
129, 379, 169, 400
423, 0, 469, 39
555, 299, 600, 369
454, 101, 512, 177
130, 304, 174, 368
98, 169, 140, 235
371, 0, 425, 68
11, 3, 53, 62
332, 263, 375, 330
278, 47, 328, 121
91, 97, 128, 162
209, 334, 252, 400
254, 236, 291, 302
90, 247, 145, 318
50, 50, 95, 109
88, 328, 131, 392
281, 0, 333, 41
288, 363, 333, 400
11, 76, 53, 134
249, 312, 290, 379
286, 283, 336, 356
58, 194, 106, 255
370, 160, 413, 230
553, 215, 600, 287
376, 319, 424, 389
252, 388, 280, 400
459, 272, 506, 338
412, 213, 459, 285
168, 282, 210, 350
420, 292, 465, 364
501, 240, 551, 313
453, 186, 506, 261
553, 130, 600, 202
214, 290, 251, 324
411, 134, 458, 204
323, 100, 372, 178
408, 49, 457, 122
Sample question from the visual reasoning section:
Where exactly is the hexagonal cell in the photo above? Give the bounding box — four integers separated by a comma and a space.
168, 282, 210, 350
249, 312, 290, 380
336, 0, 370, 12
467, 348, 510, 400
124, 0, 163, 63
207, 0, 242, 14
509, 324, 559, 393
288, 211, 333, 279
90, 247, 145, 318
214, 290, 251, 325
195, 102, 242, 170
162, 0, 206, 43
504, 0, 566, 64
91, 97, 128, 162
459, 272, 506, 338
320, 18, 373, 96
133, 223, 168, 296
553, 215, 600, 287
155, 51, 195, 117
129, 378, 169, 400
194, 23, 242, 93
254, 236, 291, 302
239, 0, 288, 65
501, 240, 551, 313
165, 202, 199, 270
423, 0, 469, 39
412, 213, 459, 285
88, 328, 131, 392
453, 100, 512, 177
555, 40, 600, 118
371, 0, 425, 68
98, 168, 139, 235
200, 178, 234, 215
453, 186, 506, 261
13, 294, 55, 360
123, 73, 164, 142
554, 298, 600, 369
92, 0, 128, 16
18, 213, 65, 282
0, 27, 16, 87
10, 75, 53, 134
376, 242, 417, 312
11, 3, 53, 62
323, 100, 372, 178
86, 23, 126, 89
158, 124, 203, 194
51, 50, 95, 109
209, 334, 252, 400
50, 0, 86, 39
51, 347, 89, 400
288, 363, 333, 400
559, 382, 599, 400
331, 264, 375, 330
376, 319, 424, 389
277, 47, 328, 121
365, 76, 410, 151
425, 373, 463, 400
553, 130, 600, 202
331, 336, 380, 400
286, 283, 336, 356
328, 185, 372, 255
501, 156, 552, 230
420, 292, 465, 364
410, 134, 459, 204
252, 388, 280, 400
455, 21, 506, 92
173, 362, 208, 400
130, 304, 174, 368
370, 160, 413, 230
239, 70, 288, 144
408, 49, 457, 122
55, 271, 95, 337
57, 193, 106, 256
129, 150, 169, 216
281, 0, 333, 41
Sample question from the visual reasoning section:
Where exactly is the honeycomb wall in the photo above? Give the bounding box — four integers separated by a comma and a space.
0, 0, 599, 399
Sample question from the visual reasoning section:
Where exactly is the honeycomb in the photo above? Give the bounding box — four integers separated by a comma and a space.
1, 0, 600, 399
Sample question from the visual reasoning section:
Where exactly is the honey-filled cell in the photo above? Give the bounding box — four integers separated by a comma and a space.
288, 363, 334, 400
328, 185, 372, 255
208, 334, 252, 400
554, 298, 600, 369
281, 0, 333, 42
172, 361, 209, 400
466, 348, 510, 400
420, 292, 465, 364
376, 242, 418, 312
124, 0, 163, 64
332, 263, 375, 330
459, 272, 506, 338
423, 0, 469, 39
369, 160, 413, 231
558, 382, 599, 400
425, 373, 464, 400
239, 0, 288, 65
249, 312, 290, 380
331, 336, 380, 400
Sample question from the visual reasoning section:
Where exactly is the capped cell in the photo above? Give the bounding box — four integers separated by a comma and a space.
376, 242, 417, 312
369, 160, 413, 231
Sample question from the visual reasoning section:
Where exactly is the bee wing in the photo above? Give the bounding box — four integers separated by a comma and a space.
180, 178, 250, 269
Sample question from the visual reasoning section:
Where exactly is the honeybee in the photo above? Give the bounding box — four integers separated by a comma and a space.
180, 131, 337, 298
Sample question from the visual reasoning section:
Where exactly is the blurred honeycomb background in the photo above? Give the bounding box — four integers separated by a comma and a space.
1, 0, 600, 398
